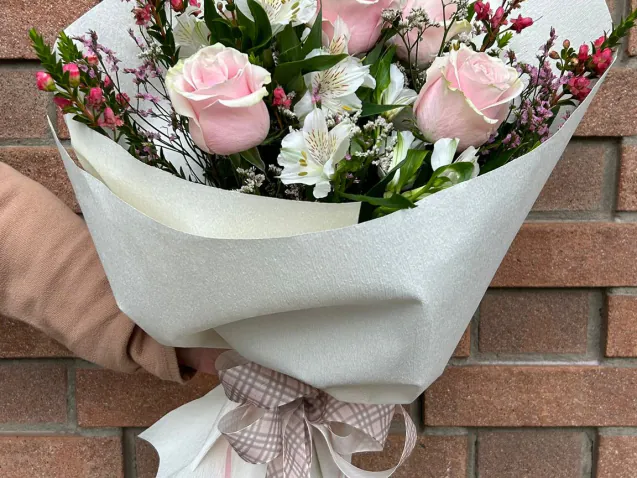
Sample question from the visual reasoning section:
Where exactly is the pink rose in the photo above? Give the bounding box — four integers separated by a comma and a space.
166, 44, 272, 156
414, 45, 524, 151
321, 0, 400, 55
394, 0, 471, 65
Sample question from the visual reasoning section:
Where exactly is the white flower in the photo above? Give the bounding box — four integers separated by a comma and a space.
235, 0, 318, 35
294, 17, 375, 120
324, 16, 351, 55
386, 130, 416, 188
431, 138, 480, 179
172, 11, 210, 57
380, 65, 417, 120
278, 108, 352, 199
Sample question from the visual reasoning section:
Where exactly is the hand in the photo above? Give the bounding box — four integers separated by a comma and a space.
176, 348, 226, 376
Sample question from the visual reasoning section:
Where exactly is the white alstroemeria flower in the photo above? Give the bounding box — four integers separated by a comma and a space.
278, 108, 352, 199
386, 130, 416, 190
324, 16, 351, 55
235, 0, 318, 35
294, 52, 376, 120
380, 65, 417, 121
431, 138, 480, 179
172, 11, 211, 57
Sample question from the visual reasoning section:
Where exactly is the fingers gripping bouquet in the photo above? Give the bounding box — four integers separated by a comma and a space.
32, 0, 634, 476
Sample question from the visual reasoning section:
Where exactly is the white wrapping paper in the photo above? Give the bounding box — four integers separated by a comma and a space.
54, 0, 613, 475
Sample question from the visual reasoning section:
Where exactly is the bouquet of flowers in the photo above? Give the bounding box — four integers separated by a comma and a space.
31, 0, 635, 476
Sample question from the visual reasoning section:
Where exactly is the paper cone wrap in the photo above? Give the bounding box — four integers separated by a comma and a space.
48, 0, 614, 474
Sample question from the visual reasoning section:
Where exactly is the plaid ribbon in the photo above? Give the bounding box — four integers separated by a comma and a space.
216, 351, 417, 478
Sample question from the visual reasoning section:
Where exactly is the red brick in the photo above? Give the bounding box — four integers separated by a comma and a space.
0, 147, 78, 212
453, 327, 471, 358
0, 364, 67, 424
0, 436, 123, 478
0, 70, 51, 140
606, 295, 637, 357
618, 145, 637, 211
76, 370, 218, 427
479, 290, 590, 354
577, 69, 637, 137
353, 435, 467, 478
493, 223, 637, 288
0, 315, 71, 358
136, 437, 160, 478
425, 366, 637, 427
533, 142, 610, 212
597, 435, 637, 478
629, 0, 637, 56
0, 0, 99, 59
477, 431, 586, 478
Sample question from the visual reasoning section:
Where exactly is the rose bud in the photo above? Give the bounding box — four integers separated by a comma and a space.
36, 71, 55, 92
171, 0, 185, 12
578, 44, 590, 62
84, 53, 99, 66
63, 63, 81, 87
87, 87, 104, 107
563, 39, 571, 49
549, 50, 560, 60
103, 75, 113, 89
53, 96, 73, 109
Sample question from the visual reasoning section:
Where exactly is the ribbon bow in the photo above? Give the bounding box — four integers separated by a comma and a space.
216, 351, 417, 478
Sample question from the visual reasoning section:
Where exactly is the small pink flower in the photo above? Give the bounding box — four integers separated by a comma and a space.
84, 53, 99, 66
133, 5, 153, 26
63, 63, 81, 87
170, 0, 185, 12
116, 92, 131, 107
592, 48, 613, 74
103, 75, 113, 89
594, 35, 606, 49
53, 96, 73, 109
578, 44, 590, 62
87, 87, 104, 107
568, 76, 592, 101
36, 71, 55, 92
98, 107, 124, 130
474, 1, 491, 21
189, 0, 200, 6
511, 15, 533, 34
272, 86, 292, 109
491, 6, 508, 29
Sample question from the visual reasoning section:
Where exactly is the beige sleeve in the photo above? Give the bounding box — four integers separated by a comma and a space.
0, 162, 185, 382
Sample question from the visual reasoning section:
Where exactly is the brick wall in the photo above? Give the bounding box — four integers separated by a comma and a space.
2, 1, 637, 477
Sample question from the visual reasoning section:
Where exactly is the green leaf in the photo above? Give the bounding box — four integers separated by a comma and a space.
204, 0, 233, 44
274, 54, 348, 85
340, 192, 416, 210
497, 31, 514, 49
395, 149, 430, 192
236, 6, 256, 49
302, 7, 323, 57
363, 29, 394, 66
372, 46, 395, 103
481, 148, 517, 174
240, 147, 266, 171
247, 0, 273, 53
467, 1, 476, 21
277, 24, 302, 63
360, 103, 405, 118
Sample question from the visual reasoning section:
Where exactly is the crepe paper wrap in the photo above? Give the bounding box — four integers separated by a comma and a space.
149, 351, 417, 478
52, 0, 614, 476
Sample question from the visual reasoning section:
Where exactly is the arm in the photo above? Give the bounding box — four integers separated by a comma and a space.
0, 162, 187, 381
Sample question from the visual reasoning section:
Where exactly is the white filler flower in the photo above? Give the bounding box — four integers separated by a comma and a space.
278, 108, 352, 198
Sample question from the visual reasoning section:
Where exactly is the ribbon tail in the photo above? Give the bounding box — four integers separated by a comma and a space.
140, 386, 267, 478
311, 406, 417, 478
